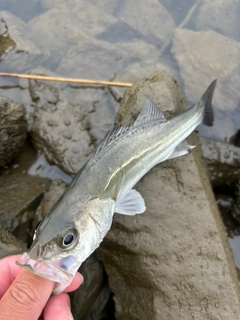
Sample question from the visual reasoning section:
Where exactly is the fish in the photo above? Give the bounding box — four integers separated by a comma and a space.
17, 79, 217, 294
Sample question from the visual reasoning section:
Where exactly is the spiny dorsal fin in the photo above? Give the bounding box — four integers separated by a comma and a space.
133, 97, 167, 127
91, 97, 167, 159
92, 125, 130, 158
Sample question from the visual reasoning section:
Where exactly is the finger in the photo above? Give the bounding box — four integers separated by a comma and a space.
0, 255, 23, 298
63, 272, 83, 293
44, 292, 73, 320
0, 269, 55, 320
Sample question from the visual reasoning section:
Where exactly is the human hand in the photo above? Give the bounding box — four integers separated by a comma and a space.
0, 255, 83, 320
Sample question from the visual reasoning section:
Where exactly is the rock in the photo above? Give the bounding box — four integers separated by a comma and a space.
70, 254, 111, 320
89, 90, 120, 145
116, 70, 185, 126
171, 29, 240, 141
0, 96, 27, 167
0, 223, 26, 259
33, 179, 67, 231
195, 0, 240, 42
200, 138, 240, 188
0, 11, 48, 72
0, 173, 50, 244
97, 71, 240, 319
111, 59, 180, 101
35, 179, 112, 320
28, 79, 96, 174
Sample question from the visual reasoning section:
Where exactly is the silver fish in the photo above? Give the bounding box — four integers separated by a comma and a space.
17, 80, 217, 294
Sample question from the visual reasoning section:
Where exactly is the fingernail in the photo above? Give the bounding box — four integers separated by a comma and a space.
67, 307, 74, 320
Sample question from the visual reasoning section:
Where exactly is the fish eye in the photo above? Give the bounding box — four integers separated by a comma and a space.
33, 220, 42, 241
58, 227, 78, 249
63, 233, 74, 246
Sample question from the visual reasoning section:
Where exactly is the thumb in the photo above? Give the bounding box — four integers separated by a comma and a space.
0, 269, 55, 320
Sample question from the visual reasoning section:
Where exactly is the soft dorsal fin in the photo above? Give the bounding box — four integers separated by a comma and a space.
133, 97, 167, 127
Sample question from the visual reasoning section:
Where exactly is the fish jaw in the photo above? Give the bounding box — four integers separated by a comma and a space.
16, 252, 78, 294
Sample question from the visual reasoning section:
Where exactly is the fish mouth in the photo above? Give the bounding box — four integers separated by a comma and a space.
16, 252, 75, 294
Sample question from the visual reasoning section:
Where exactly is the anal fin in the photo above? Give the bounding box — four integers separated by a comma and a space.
168, 140, 194, 160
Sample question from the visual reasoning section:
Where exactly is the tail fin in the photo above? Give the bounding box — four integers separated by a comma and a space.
200, 79, 217, 127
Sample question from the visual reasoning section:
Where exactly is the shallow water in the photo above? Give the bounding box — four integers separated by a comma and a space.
1, 0, 240, 142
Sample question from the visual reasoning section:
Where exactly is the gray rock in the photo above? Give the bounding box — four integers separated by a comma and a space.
89, 90, 120, 145
116, 70, 185, 126
0, 223, 26, 259
70, 254, 111, 320
200, 138, 240, 188
28, 80, 96, 174
0, 11, 48, 72
0, 96, 27, 167
171, 29, 240, 141
111, 60, 180, 101
33, 179, 67, 231
97, 71, 240, 320
35, 179, 111, 320
0, 173, 50, 243
195, 0, 240, 42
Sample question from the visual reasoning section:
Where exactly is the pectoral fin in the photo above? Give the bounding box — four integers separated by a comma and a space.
115, 189, 146, 215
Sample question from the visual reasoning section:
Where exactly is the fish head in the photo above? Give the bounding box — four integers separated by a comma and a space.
16, 201, 86, 294
16, 197, 115, 294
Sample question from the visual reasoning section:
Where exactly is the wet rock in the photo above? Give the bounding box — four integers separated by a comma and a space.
70, 254, 111, 320
171, 29, 240, 141
200, 138, 240, 188
0, 223, 26, 259
195, 0, 240, 42
111, 59, 180, 101
36, 179, 112, 320
89, 90, 120, 145
33, 179, 67, 231
0, 11, 48, 72
0, 96, 27, 167
0, 173, 50, 244
28, 79, 96, 174
116, 70, 185, 126
97, 71, 240, 319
